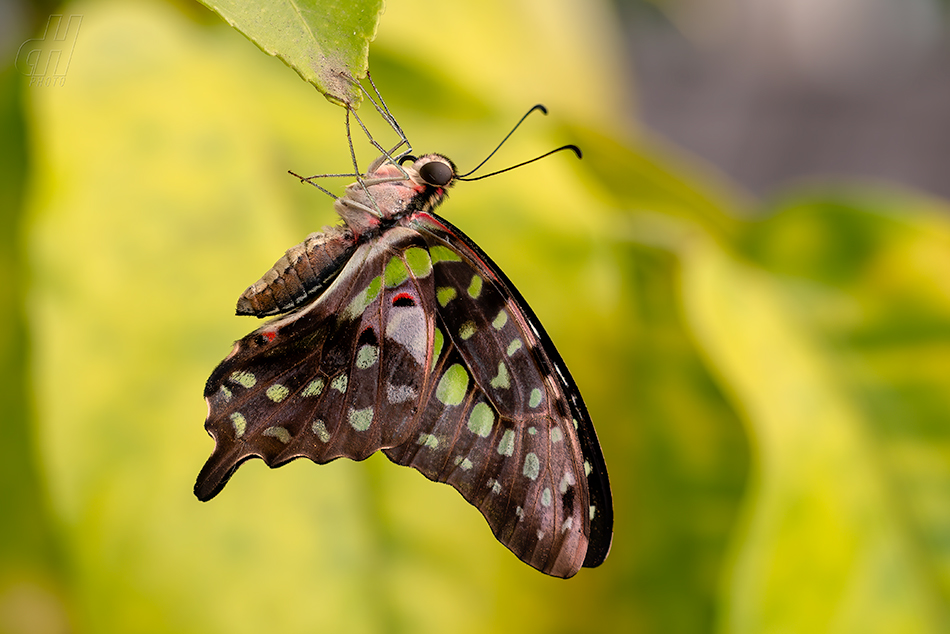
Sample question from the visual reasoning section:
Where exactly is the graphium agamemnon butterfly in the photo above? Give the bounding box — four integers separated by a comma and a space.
195, 82, 612, 578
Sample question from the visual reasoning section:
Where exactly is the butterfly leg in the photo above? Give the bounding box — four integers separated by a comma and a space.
339, 70, 413, 162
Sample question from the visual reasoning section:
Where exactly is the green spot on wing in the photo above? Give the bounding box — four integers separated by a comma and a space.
348, 406, 374, 431
230, 412, 247, 438
490, 362, 510, 389
498, 429, 515, 456
454, 456, 473, 470
459, 321, 476, 340
560, 472, 575, 492
529, 387, 543, 408
435, 363, 468, 406
433, 327, 444, 361
366, 276, 382, 301
507, 338, 522, 356
430, 327, 444, 375
550, 427, 563, 443
523, 452, 540, 480
302, 378, 325, 397
343, 275, 382, 320
467, 274, 483, 298
331, 374, 348, 393
230, 371, 256, 388
467, 402, 494, 437
263, 426, 291, 444
384, 255, 409, 288
418, 433, 439, 449
404, 247, 432, 278
492, 310, 508, 330
356, 344, 379, 369
266, 384, 290, 403
541, 487, 552, 507
436, 286, 457, 307
430, 245, 461, 263
312, 420, 330, 442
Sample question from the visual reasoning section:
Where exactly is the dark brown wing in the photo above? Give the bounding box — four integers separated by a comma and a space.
196, 226, 437, 500
380, 211, 612, 577
196, 216, 612, 578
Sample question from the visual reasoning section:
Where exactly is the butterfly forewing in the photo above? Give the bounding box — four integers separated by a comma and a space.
383, 212, 609, 576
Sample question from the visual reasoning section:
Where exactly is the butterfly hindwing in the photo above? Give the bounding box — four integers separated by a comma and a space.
196, 227, 436, 500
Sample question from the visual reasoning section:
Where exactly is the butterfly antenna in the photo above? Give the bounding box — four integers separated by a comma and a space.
457, 144, 582, 182
457, 104, 549, 178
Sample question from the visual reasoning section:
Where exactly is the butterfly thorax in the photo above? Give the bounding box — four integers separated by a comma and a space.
237, 154, 457, 318
336, 153, 456, 236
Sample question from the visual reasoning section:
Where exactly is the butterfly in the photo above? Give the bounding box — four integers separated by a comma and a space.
194, 99, 613, 578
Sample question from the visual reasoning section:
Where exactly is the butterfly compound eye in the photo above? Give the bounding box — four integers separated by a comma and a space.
418, 160, 454, 187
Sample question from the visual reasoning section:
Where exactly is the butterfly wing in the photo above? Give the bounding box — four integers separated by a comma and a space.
196, 218, 612, 578
383, 211, 613, 577
196, 226, 438, 501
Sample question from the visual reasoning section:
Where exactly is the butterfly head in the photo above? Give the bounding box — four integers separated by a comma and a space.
397, 153, 458, 212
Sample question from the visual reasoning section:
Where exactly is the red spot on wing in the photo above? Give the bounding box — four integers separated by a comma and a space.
392, 292, 416, 307
262, 330, 277, 342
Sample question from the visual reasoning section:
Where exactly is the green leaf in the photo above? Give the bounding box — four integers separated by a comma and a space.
679, 198, 950, 632
197, 0, 385, 105
0, 65, 73, 632
568, 124, 749, 244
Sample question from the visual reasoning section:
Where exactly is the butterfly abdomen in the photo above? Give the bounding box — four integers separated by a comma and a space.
237, 225, 357, 317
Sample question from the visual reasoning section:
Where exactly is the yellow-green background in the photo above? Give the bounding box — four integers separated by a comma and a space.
2, 1, 949, 633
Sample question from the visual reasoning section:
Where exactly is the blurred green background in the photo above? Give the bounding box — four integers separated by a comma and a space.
2, 1, 949, 633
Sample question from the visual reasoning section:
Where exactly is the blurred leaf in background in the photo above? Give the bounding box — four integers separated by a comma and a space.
1, 0, 948, 633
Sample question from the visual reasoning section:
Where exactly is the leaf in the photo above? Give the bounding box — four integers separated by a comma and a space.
567, 124, 748, 243
679, 196, 950, 633
198, 0, 385, 105
0, 66, 73, 630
